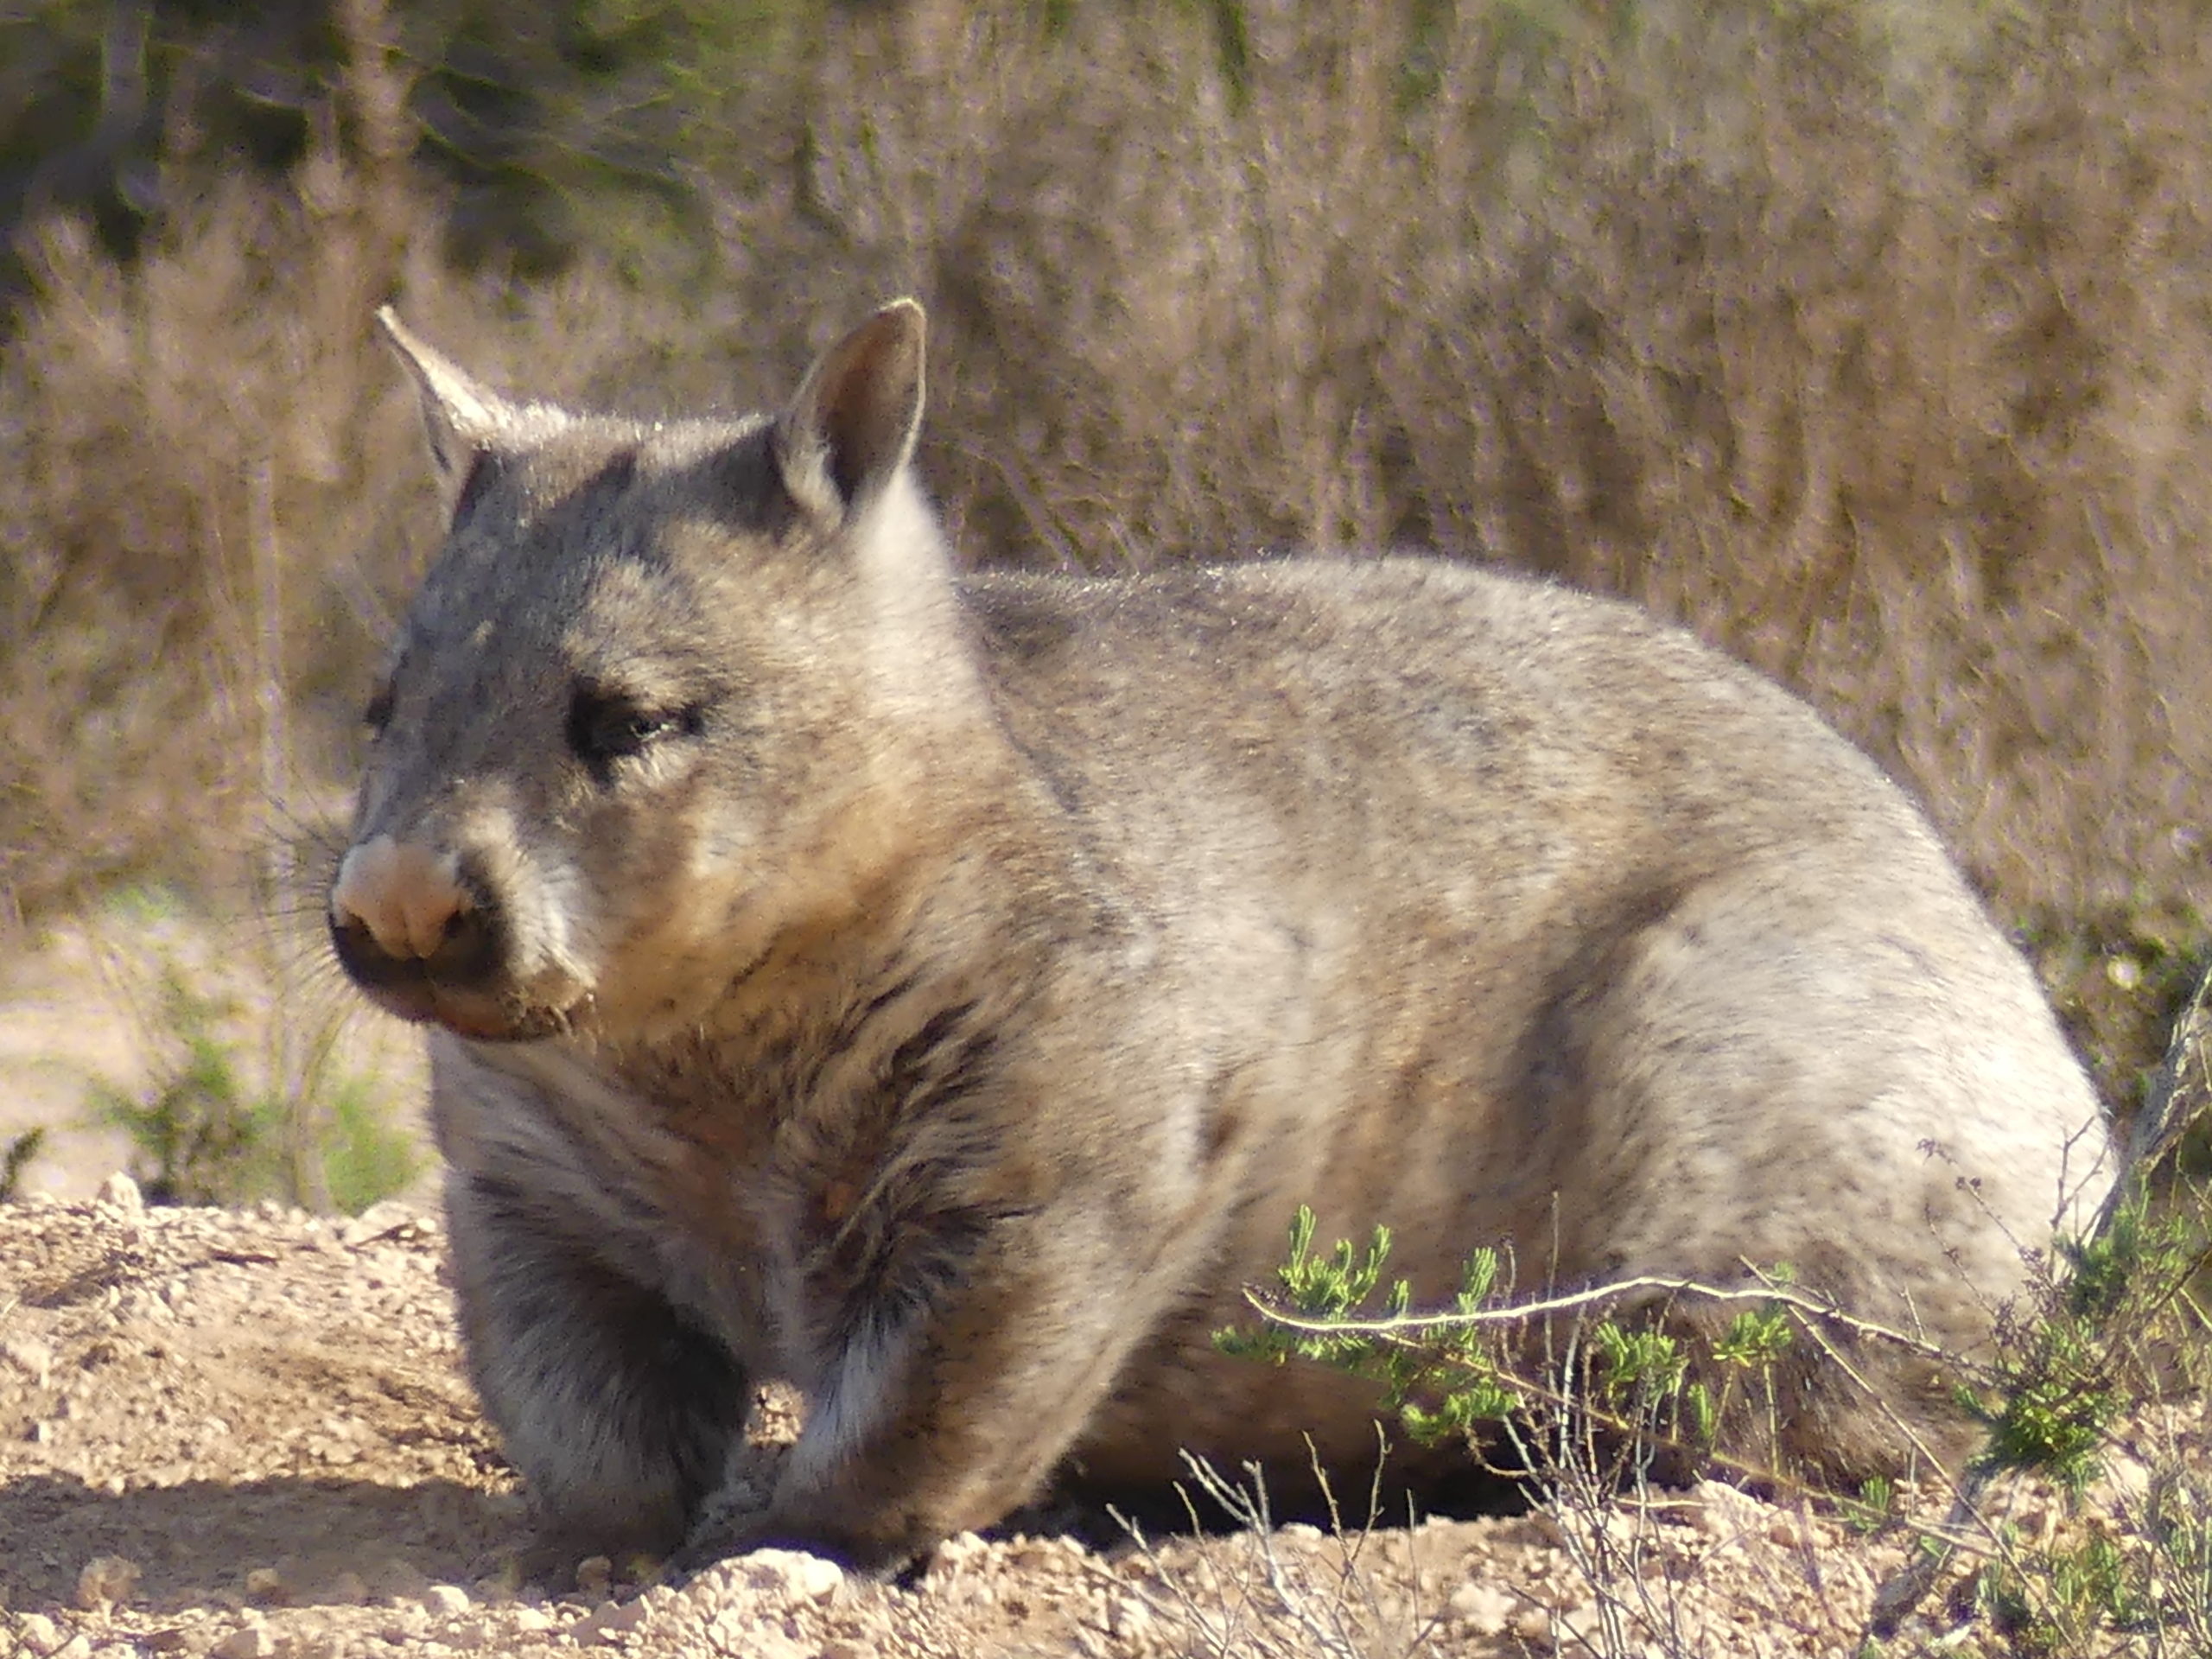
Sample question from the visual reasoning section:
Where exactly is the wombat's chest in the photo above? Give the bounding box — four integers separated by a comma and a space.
446, 1038, 888, 1389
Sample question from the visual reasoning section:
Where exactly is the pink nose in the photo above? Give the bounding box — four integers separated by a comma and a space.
329, 835, 473, 960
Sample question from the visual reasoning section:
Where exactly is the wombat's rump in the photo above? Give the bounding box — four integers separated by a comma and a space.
328, 299, 2113, 1574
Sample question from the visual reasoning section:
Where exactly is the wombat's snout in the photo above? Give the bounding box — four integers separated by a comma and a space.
328, 834, 509, 1027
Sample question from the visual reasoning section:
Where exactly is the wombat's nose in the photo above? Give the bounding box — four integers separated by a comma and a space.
329, 834, 476, 962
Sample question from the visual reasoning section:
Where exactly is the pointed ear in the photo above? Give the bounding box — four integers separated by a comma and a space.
772, 299, 927, 522
374, 306, 526, 477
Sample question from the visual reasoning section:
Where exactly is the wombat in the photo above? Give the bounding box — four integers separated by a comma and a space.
329, 298, 2113, 1575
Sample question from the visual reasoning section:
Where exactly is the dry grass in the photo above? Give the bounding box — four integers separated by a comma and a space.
6, 0, 2212, 1087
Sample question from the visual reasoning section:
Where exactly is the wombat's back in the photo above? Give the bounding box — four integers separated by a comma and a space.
958, 556, 2111, 1487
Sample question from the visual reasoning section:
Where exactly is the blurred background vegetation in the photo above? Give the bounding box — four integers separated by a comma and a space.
2, 0, 2209, 1126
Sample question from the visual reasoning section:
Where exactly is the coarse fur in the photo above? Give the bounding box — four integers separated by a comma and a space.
329, 299, 2114, 1575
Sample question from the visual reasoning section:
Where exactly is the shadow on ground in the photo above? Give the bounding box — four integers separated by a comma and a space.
0, 1472, 513, 1612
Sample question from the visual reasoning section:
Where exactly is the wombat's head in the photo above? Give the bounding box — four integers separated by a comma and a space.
329, 301, 975, 1043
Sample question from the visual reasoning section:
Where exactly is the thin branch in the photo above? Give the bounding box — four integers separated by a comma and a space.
1246, 1270, 1958, 1363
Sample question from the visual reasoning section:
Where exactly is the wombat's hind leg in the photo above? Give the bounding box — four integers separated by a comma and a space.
447, 1174, 752, 1570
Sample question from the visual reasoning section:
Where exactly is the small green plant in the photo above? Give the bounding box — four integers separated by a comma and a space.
86, 959, 415, 1213
1214, 1206, 1519, 1448
1977, 1480, 2212, 1658
321, 1072, 419, 1217
1928, 957, 2212, 1655
1215, 1205, 1808, 1482
0, 1126, 46, 1200
1956, 1180, 2212, 1655
88, 965, 287, 1205
1839, 1474, 1897, 1536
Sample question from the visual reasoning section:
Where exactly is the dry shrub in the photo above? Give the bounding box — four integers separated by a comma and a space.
0, 174, 413, 918
7, 0, 2211, 1086
871, 0, 2212, 936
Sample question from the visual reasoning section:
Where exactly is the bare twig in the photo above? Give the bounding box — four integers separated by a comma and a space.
1247, 1270, 1955, 1363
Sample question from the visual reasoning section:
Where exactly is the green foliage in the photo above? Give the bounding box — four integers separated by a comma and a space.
2020, 899, 2212, 1123
86, 961, 415, 1214
1969, 1334, 2114, 1494
1964, 1177, 2212, 1653
1226, 1154, 2210, 1654
1838, 1475, 1896, 1536
1981, 1503, 2209, 1656
0, 0, 826, 313
1217, 1206, 1806, 1475
1713, 1305, 1795, 1370
1590, 1322, 1686, 1409
89, 966, 289, 1207
321, 1075, 420, 1217
1963, 1190, 2202, 1496
0, 1126, 47, 1201
1213, 1206, 1405, 1373
1212, 1206, 1517, 1442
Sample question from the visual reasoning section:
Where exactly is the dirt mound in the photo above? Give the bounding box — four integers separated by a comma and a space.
0, 1181, 1962, 1657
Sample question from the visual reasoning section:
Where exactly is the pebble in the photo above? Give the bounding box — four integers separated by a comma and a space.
1447, 1580, 1514, 1634
209, 1625, 277, 1659
2, 1334, 54, 1384
16, 1612, 61, 1656
739, 1548, 844, 1603
96, 1173, 143, 1214
372, 1556, 430, 1603
423, 1583, 472, 1615
575, 1599, 650, 1645
1108, 1595, 1154, 1637
2107, 1448, 2155, 1506
75, 1554, 140, 1611
702, 1617, 808, 1659
1690, 1479, 1767, 1544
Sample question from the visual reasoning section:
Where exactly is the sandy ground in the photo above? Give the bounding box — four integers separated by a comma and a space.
0, 1181, 1974, 1659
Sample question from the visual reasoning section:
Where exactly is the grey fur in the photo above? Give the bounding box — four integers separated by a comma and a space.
328, 300, 2113, 1574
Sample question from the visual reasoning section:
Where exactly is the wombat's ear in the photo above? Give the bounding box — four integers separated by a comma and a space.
374, 306, 526, 478
772, 299, 926, 524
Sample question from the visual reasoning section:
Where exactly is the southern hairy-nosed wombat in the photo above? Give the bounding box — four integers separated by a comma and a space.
328, 298, 2113, 1575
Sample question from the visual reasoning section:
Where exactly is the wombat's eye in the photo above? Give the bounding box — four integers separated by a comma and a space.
567, 685, 697, 774
363, 682, 396, 735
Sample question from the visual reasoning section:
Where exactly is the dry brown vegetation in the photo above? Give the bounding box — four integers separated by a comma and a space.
5, 0, 2212, 1091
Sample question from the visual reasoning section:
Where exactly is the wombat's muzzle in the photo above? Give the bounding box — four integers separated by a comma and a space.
327, 834, 554, 1040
